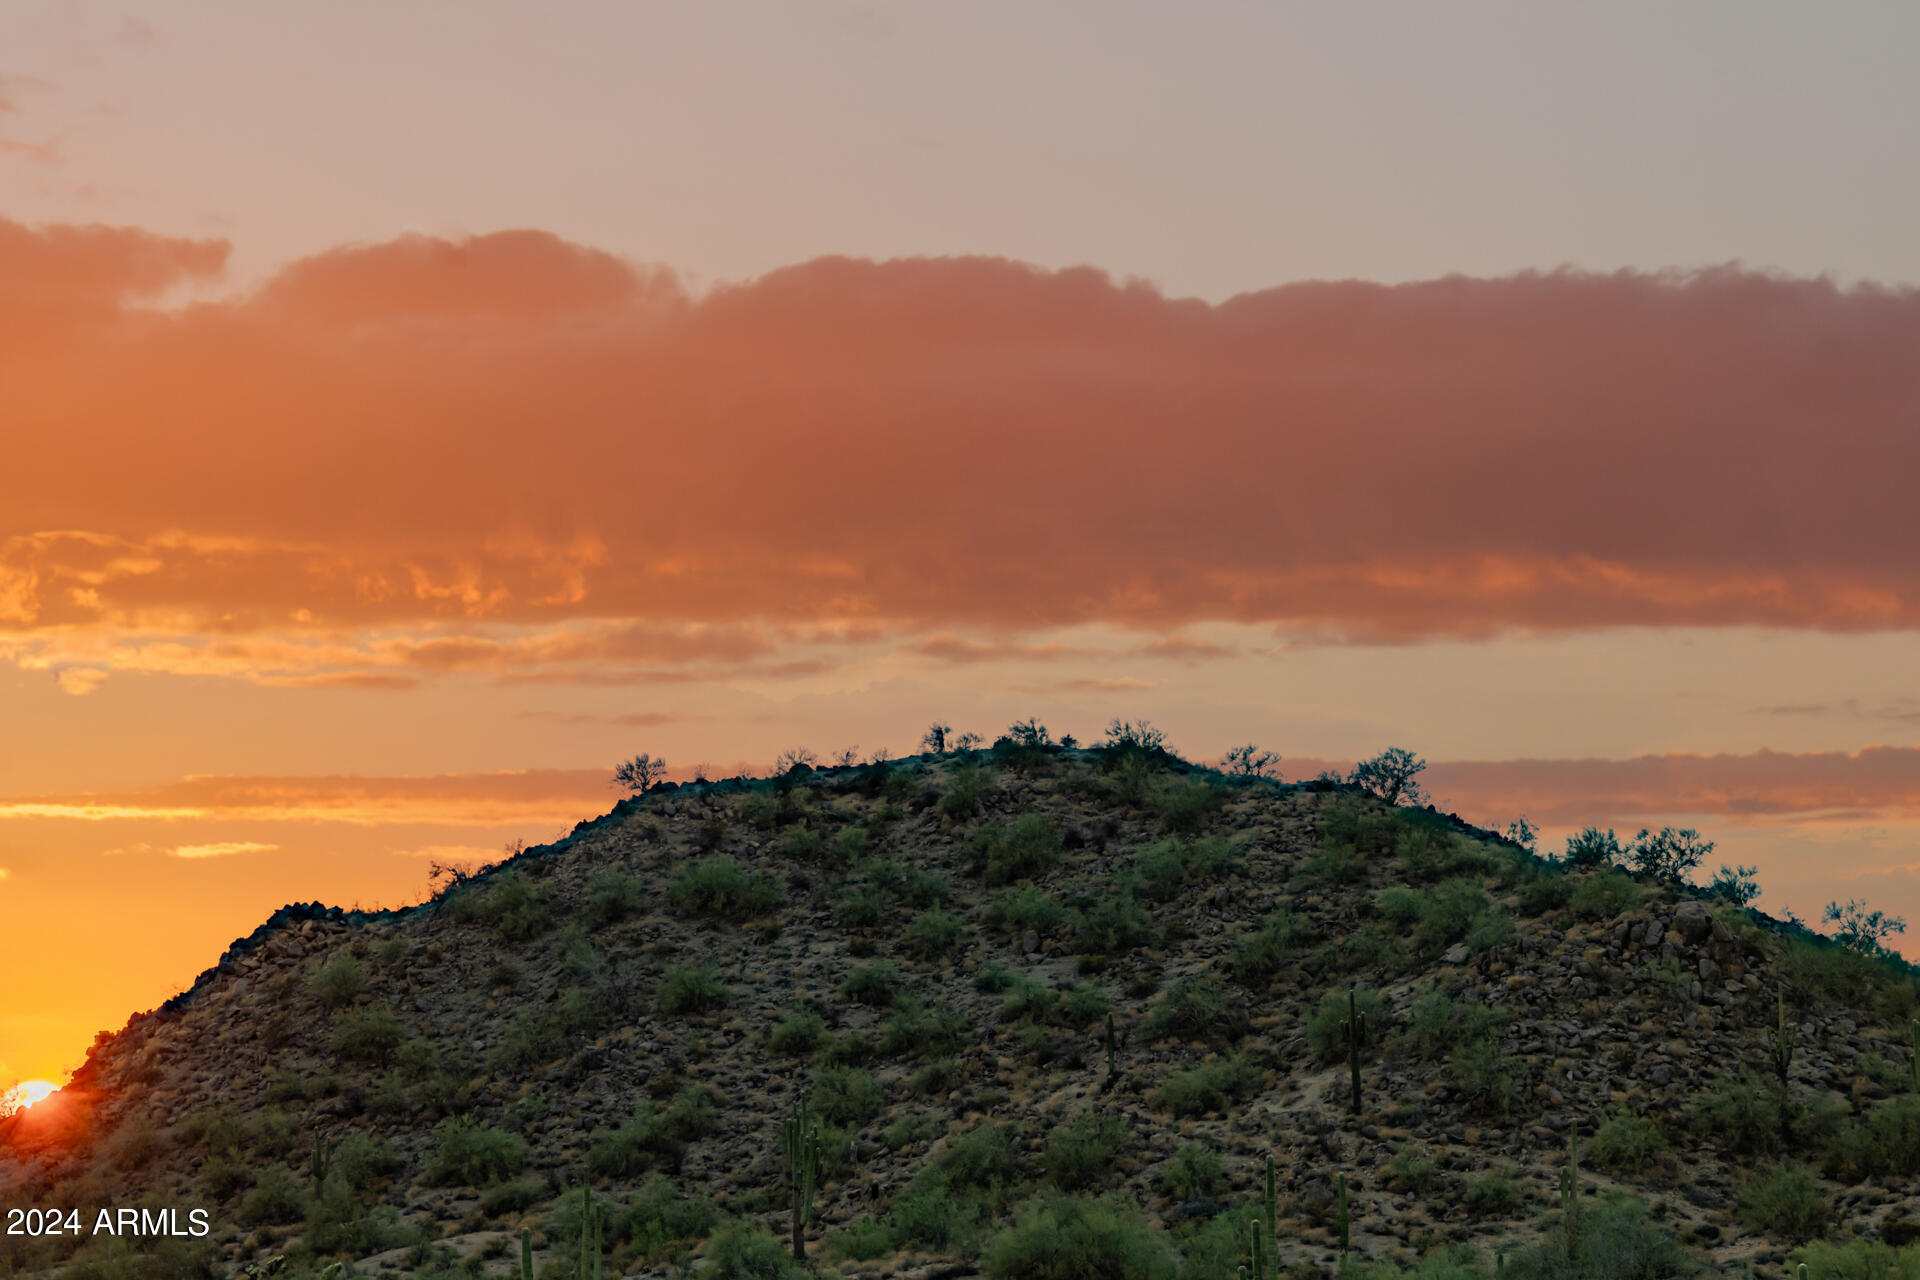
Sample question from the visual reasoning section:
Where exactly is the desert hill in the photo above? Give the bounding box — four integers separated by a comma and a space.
4, 734, 1919, 1280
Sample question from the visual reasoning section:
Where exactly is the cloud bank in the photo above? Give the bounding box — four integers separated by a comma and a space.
5, 218, 1920, 690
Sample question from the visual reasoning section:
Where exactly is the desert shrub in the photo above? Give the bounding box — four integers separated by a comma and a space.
583, 868, 644, 929
307, 951, 367, 1010
1000, 975, 1060, 1023
884, 1112, 941, 1150
1790, 1239, 1920, 1279
780, 823, 825, 862
737, 791, 780, 831
982, 1195, 1176, 1280
1514, 867, 1573, 915
1449, 1036, 1518, 1115
328, 1003, 406, 1066
1228, 908, 1313, 985
841, 959, 903, 1006
1784, 935, 1890, 1009
829, 824, 869, 864
987, 886, 1067, 938
911, 1058, 962, 1095
1301, 838, 1365, 886
938, 760, 997, 819
1384, 1145, 1438, 1194
1390, 991, 1508, 1063
1589, 1109, 1666, 1173
608, 1177, 717, 1263
426, 1116, 526, 1186
768, 1008, 827, 1057
1738, 1164, 1828, 1243
904, 908, 968, 960
835, 882, 890, 930
1072, 887, 1154, 955
1058, 981, 1109, 1029
973, 959, 1016, 993
1150, 777, 1220, 834
1562, 826, 1627, 868
1820, 1096, 1920, 1182
305, 1174, 401, 1255
1143, 975, 1248, 1046
888, 1178, 989, 1251
936, 1122, 1017, 1192
1159, 1142, 1223, 1201
1462, 1167, 1521, 1217
658, 963, 731, 1016
478, 1178, 546, 1217
1626, 826, 1714, 885
667, 858, 781, 920
812, 1065, 884, 1127
969, 813, 1064, 884
1152, 1053, 1261, 1117
489, 1010, 562, 1072
830, 1215, 897, 1262
881, 997, 970, 1057
1569, 869, 1641, 921
1306, 985, 1386, 1064
1043, 1111, 1133, 1190
237, 1163, 306, 1226
824, 1029, 878, 1067
1693, 1072, 1784, 1156
704, 1220, 806, 1279
484, 871, 550, 941
1503, 1194, 1694, 1279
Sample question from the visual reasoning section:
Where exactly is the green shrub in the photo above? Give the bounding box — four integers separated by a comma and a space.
973, 960, 1016, 993
830, 1214, 898, 1262
1569, 869, 1641, 921
836, 882, 890, 930
1143, 975, 1248, 1045
488, 1009, 561, 1072
1502, 1193, 1694, 1279
930, 1123, 1011, 1190
812, 1065, 884, 1127
1228, 908, 1312, 984
426, 1116, 527, 1186
738, 791, 779, 831
583, 868, 644, 928
1159, 1142, 1223, 1201
237, 1163, 306, 1225
831, 825, 869, 864
1384, 1145, 1438, 1194
484, 871, 551, 941
667, 858, 781, 920
304, 1174, 399, 1255
904, 908, 968, 960
1073, 888, 1154, 955
1821, 1096, 1920, 1182
1589, 1109, 1666, 1173
842, 959, 903, 1006
1389, 991, 1508, 1063
1043, 1111, 1133, 1190
1462, 1167, 1521, 1217
1059, 982, 1110, 1029
982, 1195, 1176, 1280
307, 951, 367, 1010
969, 813, 1064, 884
988, 886, 1068, 938
1739, 1164, 1828, 1243
768, 1007, 827, 1057
1306, 985, 1386, 1063
1449, 1036, 1517, 1115
888, 1178, 988, 1251
704, 1220, 807, 1279
880, 997, 970, 1057
1694, 1072, 1784, 1156
938, 760, 997, 819
1149, 778, 1220, 835
1515, 868, 1572, 916
658, 963, 731, 1016
1301, 839, 1365, 886
328, 1003, 405, 1066
606, 1178, 718, 1265
1152, 1053, 1261, 1117
1000, 976, 1060, 1023
1790, 1239, 1920, 1279
477, 1178, 546, 1216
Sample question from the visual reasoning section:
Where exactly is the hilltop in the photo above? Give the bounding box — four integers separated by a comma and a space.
4, 734, 1919, 1280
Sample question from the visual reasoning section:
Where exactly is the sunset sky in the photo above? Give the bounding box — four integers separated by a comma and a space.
5, 2, 1920, 1089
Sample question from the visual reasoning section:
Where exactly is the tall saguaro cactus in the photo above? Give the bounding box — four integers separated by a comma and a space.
784, 1093, 825, 1262
1342, 987, 1370, 1115
575, 1184, 604, 1280
1559, 1120, 1581, 1254
1768, 985, 1797, 1085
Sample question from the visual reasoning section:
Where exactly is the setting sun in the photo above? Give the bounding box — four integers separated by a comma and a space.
0, 1081, 56, 1118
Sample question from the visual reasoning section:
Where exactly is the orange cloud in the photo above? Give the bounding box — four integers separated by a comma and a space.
5, 222, 1920, 680
0, 769, 612, 828
1406, 746, 1920, 826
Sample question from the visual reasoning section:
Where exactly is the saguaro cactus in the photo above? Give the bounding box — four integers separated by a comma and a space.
1336, 1172, 1350, 1254
575, 1184, 603, 1280
520, 1225, 533, 1280
1769, 985, 1797, 1085
784, 1093, 825, 1262
1105, 1011, 1119, 1087
1342, 987, 1369, 1115
1559, 1120, 1581, 1253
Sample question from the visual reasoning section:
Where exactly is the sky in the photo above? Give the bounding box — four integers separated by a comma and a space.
4, 1, 1920, 1088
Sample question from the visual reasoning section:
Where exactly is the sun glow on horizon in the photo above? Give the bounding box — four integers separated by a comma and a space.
0, 1079, 58, 1116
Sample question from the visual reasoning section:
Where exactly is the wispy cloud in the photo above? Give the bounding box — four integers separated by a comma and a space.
170, 841, 276, 860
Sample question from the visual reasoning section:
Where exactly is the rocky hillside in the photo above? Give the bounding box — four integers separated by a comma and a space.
5, 739, 1920, 1280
